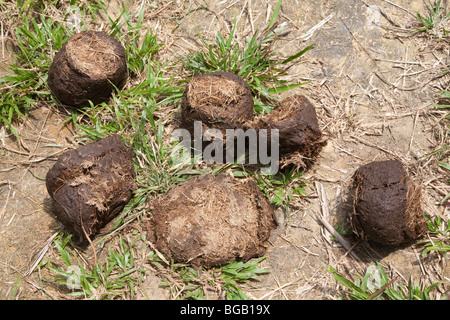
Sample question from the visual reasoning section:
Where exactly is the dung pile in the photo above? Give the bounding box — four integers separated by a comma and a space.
351, 160, 426, 246
181, 71, 254, 135
180, 72, 325, 169
254, 94, 326, 167
48, 30, 128, 108
147, 174, 276, 268
46, 135, 137, 244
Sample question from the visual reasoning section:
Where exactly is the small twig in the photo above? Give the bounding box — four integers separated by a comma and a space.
349, 134, 399, 158
25, 230, 61, 276
315, 182, 362, 261
271, 272, 289, 300
1, 144, 30, 156
79, 200, 98, 268
299, 14, 333, 41
29, 106, 51, 160
146, 240, 170, 266
218, 0, 241, 15
1, 21, 4, 59
257, 280, 296, 300
247, 0, 255, 35
361, 0, 402, 27
315, 182, 331, 244
1, 144, 66, 160
367, 276, 399, 300
335, 144, 364, 161
413, 246, 427, 276
0, 180, 12, 220
316, 214, 362, 262
373, 58, 425, 66
279, 235, 319, 256
381, 0, 417, 18
375, 71, 446, 91
236, 0, 248, 29
408, 109, 421, 156
379, 6, 402, 27
81, 221, 97, 268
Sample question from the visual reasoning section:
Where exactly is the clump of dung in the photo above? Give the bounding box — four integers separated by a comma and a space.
147, 174, 276, 268
351, 160, 426, 246
254, 94, 326, 168
46, 135, 137, 244
181, 71, 254, 135
180, 72, 325, 169
48, 30, 128, 108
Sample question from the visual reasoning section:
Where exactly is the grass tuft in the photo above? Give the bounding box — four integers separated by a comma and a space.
251, 168, 307, 217
328, 262, 446, 300
46, 233, 145, 299
415, 0, 450, 38
181, 0, 313, 114
0, 8, 69, 137
150, 255, 269, 300
419, 213, 450, 257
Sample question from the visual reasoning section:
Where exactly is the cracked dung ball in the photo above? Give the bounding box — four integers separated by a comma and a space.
147, 174, 276, 268
254, 94, 326, 168
46, 135, 137, 244
181, 71, 254, 135
351, 160, 426, 247
48, 31, 128, 108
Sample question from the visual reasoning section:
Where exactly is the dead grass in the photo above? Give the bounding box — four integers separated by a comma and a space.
188, 76, 248, 109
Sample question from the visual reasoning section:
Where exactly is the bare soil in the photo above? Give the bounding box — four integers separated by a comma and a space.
0, 0, 448, 299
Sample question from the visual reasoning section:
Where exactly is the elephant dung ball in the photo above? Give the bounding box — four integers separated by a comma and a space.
46, 135, 137, 244
147, 174, 276, 268
254, 94, 326, 168
48, 31, 128, 108
351, 160, 426, 246
181, 71, 254, 135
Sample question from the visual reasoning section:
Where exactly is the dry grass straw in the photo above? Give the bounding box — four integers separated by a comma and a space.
65, 32, 120, 78
187, 75, 247, 112
405, 179, 427, 238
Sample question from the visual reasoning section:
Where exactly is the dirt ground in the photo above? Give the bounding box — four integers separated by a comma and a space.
0, 0, 449, 299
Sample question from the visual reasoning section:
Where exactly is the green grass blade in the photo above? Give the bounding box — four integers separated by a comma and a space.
54, 240, 72, 266
438, 161, 450, 171
280, 44, 315, 65
268, 82, 310, 94
268, 0, 282, 30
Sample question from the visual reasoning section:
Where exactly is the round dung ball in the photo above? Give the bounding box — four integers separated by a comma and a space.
254, 94, 326, 168
147, 174, 276, 268
351, 160, 426, 246
48, 31, 128, 108
181, 71, 254, 134
46, 135, 137, 244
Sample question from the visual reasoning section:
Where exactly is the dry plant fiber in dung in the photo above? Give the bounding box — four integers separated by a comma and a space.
48, 30, 128, 108
254, 94, 326, 168
46, 135, 137, 244
351, 160, 426, 247
147, 174, 277, 268
181, 71, 254, 135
